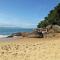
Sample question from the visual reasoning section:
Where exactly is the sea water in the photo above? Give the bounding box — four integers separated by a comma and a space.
0, 27, 33, 38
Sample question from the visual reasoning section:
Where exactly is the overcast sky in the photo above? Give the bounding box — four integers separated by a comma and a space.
0, 0, 60, 28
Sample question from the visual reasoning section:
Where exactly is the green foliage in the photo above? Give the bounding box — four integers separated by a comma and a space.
37, 3, 60, 28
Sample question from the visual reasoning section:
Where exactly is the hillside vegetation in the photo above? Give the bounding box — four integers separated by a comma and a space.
37, 3, 60, 28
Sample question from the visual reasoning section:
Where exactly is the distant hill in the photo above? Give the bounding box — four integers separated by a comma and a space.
37, 3, 60, 28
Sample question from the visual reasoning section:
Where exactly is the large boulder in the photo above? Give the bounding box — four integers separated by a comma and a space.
21, 32, 29, 37
28, 31, 43, 38
52, 25, 60, 33
46, 25, 60, 33
46, 25, 52, 32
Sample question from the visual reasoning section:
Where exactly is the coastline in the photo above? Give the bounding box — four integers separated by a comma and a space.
0, 35, 9, 38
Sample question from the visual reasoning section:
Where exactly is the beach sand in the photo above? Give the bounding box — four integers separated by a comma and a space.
0, 34, 60, 60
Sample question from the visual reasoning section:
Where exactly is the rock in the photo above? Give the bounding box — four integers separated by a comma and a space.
33, 28, 47, 34
52, 25, 60, 33
7, 32, 22, 38
28, 31, 43, 38
12, 32, 22, 36
7, 35, 13, 38
21, 32, 29, 37
7, 31, 44, 38
46, 25, 60, 33
46, 25, 52, 32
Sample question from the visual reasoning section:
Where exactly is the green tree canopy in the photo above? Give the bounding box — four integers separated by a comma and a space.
37, 3, 60, 28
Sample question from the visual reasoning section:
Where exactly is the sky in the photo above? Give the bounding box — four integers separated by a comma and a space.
0, 0, 60, 28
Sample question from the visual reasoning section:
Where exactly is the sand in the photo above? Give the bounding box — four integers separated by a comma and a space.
0, 35, 60, 60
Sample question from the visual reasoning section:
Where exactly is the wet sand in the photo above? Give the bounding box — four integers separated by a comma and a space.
0, 35, 60, 60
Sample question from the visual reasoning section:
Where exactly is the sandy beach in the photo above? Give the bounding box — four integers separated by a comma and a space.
0, 34, 60, 60
0, 0, 60, 60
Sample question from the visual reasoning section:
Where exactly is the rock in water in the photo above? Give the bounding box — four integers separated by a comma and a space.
12, 32, 22, 36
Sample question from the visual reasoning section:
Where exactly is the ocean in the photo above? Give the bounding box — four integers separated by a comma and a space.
0, 27, 33, 38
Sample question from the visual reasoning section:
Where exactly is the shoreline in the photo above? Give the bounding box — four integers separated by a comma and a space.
0, 35, 9, 38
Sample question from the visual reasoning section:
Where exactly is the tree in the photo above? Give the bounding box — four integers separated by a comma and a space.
37, 3, 60, 28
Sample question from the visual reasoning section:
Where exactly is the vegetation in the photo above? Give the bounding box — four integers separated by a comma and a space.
37, 3, 60, 28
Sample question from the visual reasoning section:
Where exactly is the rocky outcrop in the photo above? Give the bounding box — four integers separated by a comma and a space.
28, 31, 43, 38
7, 35, 13, 38
21, 32, 30, 37
52, 25, 60, 33
7, 31, 43, 38
11, 32, 22, 36
46, 25, 52, 32
46, 25, 60, 33
7, 32, 22, 38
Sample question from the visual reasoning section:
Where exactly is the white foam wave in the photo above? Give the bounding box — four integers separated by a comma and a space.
0, 35, 8, 38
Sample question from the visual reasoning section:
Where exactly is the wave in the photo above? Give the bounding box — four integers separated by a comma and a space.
0, 35, 9, 38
